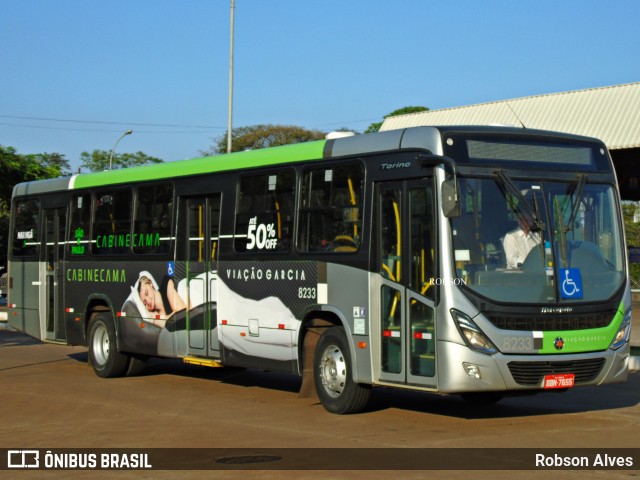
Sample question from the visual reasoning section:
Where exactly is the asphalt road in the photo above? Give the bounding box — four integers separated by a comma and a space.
0, 329, 638, 480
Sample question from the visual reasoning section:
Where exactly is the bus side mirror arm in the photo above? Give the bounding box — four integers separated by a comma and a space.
417, 153, 461, 218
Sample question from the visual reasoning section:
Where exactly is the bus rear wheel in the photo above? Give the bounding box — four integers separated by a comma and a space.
314, 327, 371, 414
88, 312, 129, 378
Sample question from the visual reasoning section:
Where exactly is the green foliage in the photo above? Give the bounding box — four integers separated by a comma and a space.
622, 203, 640, 286
0, 145, 70, 266
364, 106, 429, 134
204, 124, 326, 155
622, 204, 640, 247
80, 150, 163, 172
0, 146, 70, 209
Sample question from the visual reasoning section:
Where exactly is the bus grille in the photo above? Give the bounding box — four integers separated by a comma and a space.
507, 358, 606, 386
488, 312, 614, 331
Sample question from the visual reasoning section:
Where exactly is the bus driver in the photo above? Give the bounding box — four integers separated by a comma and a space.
503, 213, 541, 269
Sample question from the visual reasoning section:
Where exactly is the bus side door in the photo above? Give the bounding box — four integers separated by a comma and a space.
182, 195, 222, 358
42, 206, 67, 342
377, 181, 437, 387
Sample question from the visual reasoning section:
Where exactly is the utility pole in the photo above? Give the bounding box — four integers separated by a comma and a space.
227, 0, 235, 154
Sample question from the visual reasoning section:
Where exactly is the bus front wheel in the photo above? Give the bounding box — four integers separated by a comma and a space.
314, 327, 371, 414
88, 312, 129, 378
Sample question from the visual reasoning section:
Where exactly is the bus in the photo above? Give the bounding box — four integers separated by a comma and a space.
7, 125, 631, 414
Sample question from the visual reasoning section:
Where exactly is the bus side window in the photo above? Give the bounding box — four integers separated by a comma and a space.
133, 183, 173, 255
91, 188, 132, 255
298, 163, 364, 253
68, 193, 91, 256
12, 199, 40, 258
234, 170, 295, 253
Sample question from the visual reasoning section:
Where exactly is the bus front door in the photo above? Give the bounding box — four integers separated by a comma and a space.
42, 207, 67, 342
377, 181, 437, 387
183, 195, 222, 359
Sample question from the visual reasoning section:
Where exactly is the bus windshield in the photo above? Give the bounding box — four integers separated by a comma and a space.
451, 176, 625, 304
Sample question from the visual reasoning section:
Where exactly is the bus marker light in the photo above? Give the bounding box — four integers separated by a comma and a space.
383, 330, 400, 338
66, 307, 74, 313
278, 324, 285, 329
221, 320, 228, 325
240, 332, 246, 337
414, 332, 432, 340
74, 317, 81, 322
358, 342, 367, 349
139, 322, 146, 328
155, 314, 161, 320
117, 312, 125, 317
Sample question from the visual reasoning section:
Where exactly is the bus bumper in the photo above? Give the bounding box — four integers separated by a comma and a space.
436, 340, 630, 393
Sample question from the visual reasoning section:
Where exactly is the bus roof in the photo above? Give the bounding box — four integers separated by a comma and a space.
11, 125, 605, 197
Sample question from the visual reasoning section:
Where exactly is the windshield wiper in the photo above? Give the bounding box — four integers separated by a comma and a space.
494, 170, 545, 232
555, 173, 588, 268
564, 174, 587, 233
554, 196, 568, 268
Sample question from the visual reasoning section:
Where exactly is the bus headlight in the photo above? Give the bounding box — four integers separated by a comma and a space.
610, 309, 631, 350
450, 309, 497, 355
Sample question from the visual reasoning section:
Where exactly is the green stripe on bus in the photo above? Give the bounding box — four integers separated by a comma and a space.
538, 302, 624, 354
72, 140, 327, 189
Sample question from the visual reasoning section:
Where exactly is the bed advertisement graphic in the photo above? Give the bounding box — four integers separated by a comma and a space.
64, 260, 318, 366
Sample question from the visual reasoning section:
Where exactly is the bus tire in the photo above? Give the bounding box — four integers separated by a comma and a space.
314, 327, 371, 414
126, 355, 147, 377
88, 312, 129, 378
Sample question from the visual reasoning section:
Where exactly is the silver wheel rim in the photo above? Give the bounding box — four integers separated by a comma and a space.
319, 343, 347, 398
92, 323, 109, 366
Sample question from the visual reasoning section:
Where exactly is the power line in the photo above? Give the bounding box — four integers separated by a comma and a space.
308, 117, 380, 128
0, 114, 382, 134
0, 121, 219, 134
0, 114, 223, 130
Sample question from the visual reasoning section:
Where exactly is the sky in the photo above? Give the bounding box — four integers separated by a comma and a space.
1, 0, 639, 172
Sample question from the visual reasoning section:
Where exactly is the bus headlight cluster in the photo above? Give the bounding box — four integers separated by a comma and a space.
610, 309, 631, 350
450, 309, 497, 355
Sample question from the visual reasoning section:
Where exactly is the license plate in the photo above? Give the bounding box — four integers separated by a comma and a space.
543, 373, 575, 389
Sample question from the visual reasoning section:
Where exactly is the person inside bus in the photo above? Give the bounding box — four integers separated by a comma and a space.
137, 273, 187, 325
503, 212, 541, 269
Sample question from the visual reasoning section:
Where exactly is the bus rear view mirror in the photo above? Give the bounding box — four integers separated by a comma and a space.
417, 153, 460, 218
442, 179, 460, 218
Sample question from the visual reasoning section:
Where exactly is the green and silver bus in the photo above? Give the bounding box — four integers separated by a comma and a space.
8, 125, 631, 413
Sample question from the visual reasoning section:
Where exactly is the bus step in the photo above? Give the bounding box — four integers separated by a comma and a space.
183, 356, 223, 368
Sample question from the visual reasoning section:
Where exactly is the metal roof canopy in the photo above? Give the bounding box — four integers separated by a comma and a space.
380, 82, 640, 151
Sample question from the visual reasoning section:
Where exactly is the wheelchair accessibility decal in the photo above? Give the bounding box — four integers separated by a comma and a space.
560, 268, 583, 299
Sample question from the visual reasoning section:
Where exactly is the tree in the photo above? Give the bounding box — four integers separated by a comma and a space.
0, 146, 70, 266
0, 146, 69, 210
26, 152, 71, 177
364, 106, 430, 134
622, 203, 640, 247
203, 124, 326, 155
622, 203, 640, 286
80, 150, 163, 172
